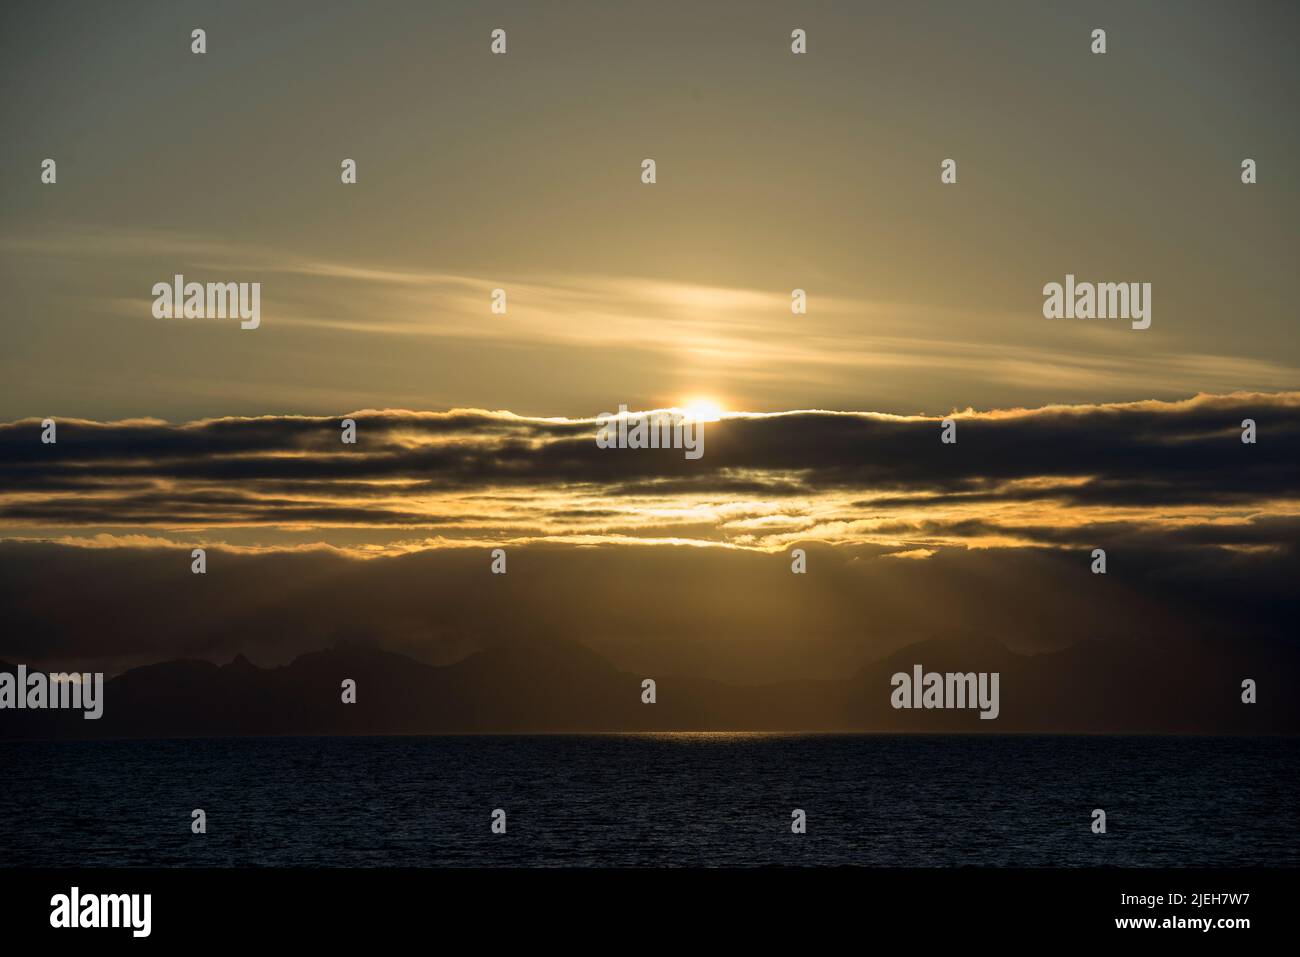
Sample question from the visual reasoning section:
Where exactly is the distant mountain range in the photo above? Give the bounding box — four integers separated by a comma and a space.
2, 634, 1295, 739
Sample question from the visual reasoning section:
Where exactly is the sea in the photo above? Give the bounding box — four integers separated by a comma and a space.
1, 734, 1295, 867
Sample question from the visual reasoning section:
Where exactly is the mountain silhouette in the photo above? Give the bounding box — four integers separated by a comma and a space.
1, 632, 1294, 739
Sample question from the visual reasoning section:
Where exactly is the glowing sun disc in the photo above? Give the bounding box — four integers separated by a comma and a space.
681, 398, 724, 421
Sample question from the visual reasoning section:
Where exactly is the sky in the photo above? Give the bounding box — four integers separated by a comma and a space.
2, 0, 1297, 420
0, 1, 1296, 699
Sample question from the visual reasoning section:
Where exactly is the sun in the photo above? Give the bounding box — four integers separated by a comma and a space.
681, 397, 724, 422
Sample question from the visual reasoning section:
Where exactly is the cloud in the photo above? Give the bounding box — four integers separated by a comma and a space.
0, 392, 1295, 555
6, 228, 1300, 416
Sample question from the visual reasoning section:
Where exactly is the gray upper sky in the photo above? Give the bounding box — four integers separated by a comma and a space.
2, 0, 1296, 421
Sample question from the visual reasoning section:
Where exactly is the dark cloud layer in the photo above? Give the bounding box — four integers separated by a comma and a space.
0, 393, 1295, 542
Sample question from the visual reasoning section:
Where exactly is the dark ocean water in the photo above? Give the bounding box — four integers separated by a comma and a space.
1, 734, 1295, 867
